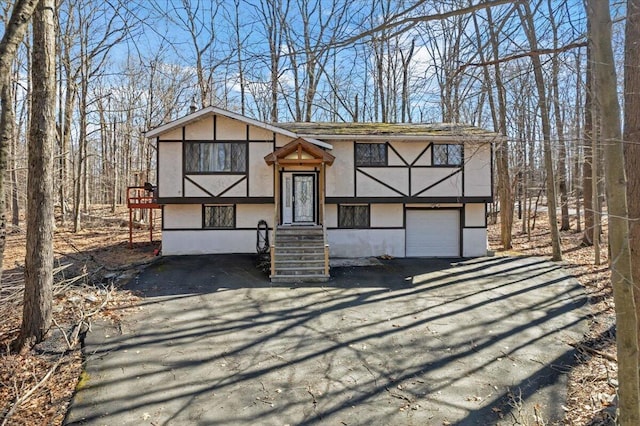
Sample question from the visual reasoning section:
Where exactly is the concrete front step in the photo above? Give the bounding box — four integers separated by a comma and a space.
275, 259, 326, 265
276, 235, 323, 239
274, 251, 324, 256
272, 226, 329, 282
275, 266, 327, 273
275, 244, 324, 253
276, 225, 322, 230
275, 242, 323, 247
276, 237, 324, 243
276, 233, 323, 238
270, 274, 330, 283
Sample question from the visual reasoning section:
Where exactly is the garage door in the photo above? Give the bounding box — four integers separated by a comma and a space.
406, 210, 460, 257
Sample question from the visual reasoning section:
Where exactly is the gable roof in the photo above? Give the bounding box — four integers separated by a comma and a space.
145, 106, 333, 149
264, 138, 335, 166
146, 106, 499, 147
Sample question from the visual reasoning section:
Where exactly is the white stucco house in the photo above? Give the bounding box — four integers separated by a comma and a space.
146, 106, 497, 281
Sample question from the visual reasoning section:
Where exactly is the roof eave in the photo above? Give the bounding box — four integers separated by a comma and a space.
145, 106, 333, 149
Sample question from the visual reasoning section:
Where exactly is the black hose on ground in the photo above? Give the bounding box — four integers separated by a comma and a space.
256, 220, 270, 254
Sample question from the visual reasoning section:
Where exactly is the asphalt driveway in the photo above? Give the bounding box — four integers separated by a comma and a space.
66, 255, 588, 425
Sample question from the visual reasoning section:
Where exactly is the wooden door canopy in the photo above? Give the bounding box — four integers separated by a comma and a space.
264, 138, 335, 166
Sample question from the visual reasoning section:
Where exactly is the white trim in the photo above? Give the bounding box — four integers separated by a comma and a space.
146, 106, 333, 149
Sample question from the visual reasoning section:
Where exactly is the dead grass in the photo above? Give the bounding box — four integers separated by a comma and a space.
0, 205, 159, 426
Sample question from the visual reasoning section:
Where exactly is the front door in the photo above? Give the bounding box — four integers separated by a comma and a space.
282, 173, 315, 224
293, 174, 315, 223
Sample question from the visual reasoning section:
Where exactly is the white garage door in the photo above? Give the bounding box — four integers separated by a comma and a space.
406, 210, 460, 257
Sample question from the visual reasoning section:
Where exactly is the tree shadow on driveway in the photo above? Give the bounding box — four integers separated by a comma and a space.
66, 255, 588, 426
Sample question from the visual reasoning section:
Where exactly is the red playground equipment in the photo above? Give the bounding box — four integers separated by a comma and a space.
126, 184, 161, 248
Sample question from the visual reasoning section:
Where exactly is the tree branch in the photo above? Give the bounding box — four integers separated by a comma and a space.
334, 0, 520, 48
456, 41, 588, 74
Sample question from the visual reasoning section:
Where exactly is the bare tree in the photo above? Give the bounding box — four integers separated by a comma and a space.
624, 0, 640, 363
573, 48, 583, 233
582, 34, 596, 247
0, 0, 39, 284
251, 0, 289, 122
14, 0, 56, 352
588, 1, 640, 423
486, 4, 513, 249
280, 0, 349, 122
62, 0, 130, 232
517, 1, 562, 261
547, 0, 570, 231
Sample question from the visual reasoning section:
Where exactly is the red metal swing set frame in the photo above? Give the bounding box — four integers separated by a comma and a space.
126, 186, 161, 248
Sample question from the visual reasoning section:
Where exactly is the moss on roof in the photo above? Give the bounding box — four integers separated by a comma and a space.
277, 122, 498, 137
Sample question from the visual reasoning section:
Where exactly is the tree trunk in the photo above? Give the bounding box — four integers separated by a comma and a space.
548, 0, 570, 231
14, 0, 56, 352
624, 0, 640, 369
518, 2, 562, 261
400, 39, 414, 123
0, 69, 15, 284
0, 0, 39, 284
582, 38, 595, 246
589, 1, 640, 423
486, 6, 512, 249
592, 107, 601, 265
574, 49, 583, 233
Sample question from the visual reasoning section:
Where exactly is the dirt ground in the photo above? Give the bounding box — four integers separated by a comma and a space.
0, 205, 616, 425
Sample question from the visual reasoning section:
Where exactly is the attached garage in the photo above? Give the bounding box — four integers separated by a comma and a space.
405, 209, 460, 257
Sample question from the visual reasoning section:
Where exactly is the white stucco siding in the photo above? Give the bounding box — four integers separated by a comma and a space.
325, 204, 338, 228
236, 204, 275, 228
158, 142, 183, 197
326, 142, 354, 197
162, 230, 257, 255
185, 175, 247, 197
185, 116, 213, 139
356, 174, 402, 197
371, 204, 403, 227
387, 145, 406, 166
163, 204, 201, 229
465, 203, 486, 227
328, 229, 405, 257
411, 168, 462, 197
215, 115, 246, 140
249, 143, 274, 197
158, 127, 182, 140
464, 142, 492, 197
249, 126, 274, 141
275, 134, 295, 147
388, 141, 431, 166
463, 228, 488, 257
356, 168, 408, 197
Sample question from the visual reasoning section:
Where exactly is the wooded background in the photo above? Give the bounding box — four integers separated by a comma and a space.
4, 0, 640, 420
1, 0, 607, 242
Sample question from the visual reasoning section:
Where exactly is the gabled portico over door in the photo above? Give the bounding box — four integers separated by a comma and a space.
265, 138, 335, 282
264, 138, 335, 226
